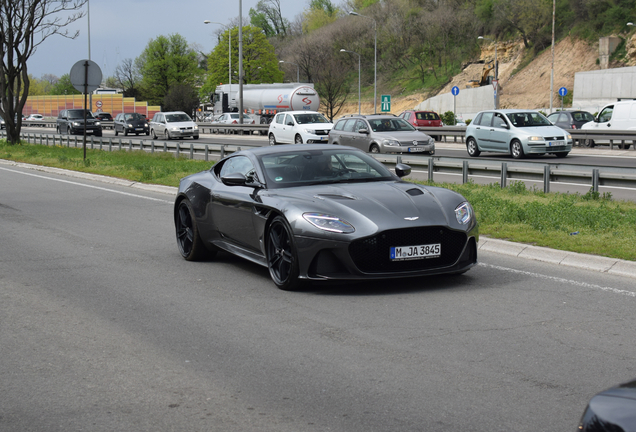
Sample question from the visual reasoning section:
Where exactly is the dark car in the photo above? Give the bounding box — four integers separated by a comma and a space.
95, 112, 113, 122
174, 144, 478, 291
578, 378, 636, 431
546, 110, 594, 130
56, 109, 103, 136
114, 112, 150, 136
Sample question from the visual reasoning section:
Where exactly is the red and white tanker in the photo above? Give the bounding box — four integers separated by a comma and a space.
211, 83, 320, 124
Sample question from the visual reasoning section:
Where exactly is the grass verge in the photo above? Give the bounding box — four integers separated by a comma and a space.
3, 140, 636, 262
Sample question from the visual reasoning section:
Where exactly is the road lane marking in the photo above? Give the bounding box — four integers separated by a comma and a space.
481, 263, 636, 297
0, 166, 173, 204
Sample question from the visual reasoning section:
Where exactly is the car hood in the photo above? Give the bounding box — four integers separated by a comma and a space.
266, 181, 467, 237
378, 130, 431, 141
166, 121, 196, 128
514, 125, 567, 137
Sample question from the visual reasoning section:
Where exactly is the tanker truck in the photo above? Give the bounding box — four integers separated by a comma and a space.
211, 83, 320, 124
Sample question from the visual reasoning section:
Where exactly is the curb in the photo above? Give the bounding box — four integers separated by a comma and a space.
3, 158, 636, 280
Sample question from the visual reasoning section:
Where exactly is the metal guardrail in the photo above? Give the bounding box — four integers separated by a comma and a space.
8, 130, 636, 193
14, 121, 636, 146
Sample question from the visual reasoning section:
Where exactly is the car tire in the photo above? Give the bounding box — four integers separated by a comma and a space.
151, 129, 157, 140
370, 144, 380, 153
511, 140, 525, 159
175, 199, 216, 261
583, 139, 595, 148
146, 131, 150, 136
193, 135, 199, 140
269, 133, 277, 146
165, 130, 171, 140
67, 126, 72, 135
295, 134, 303, 144
555, 152, 569, 158
466, 137, 480, 157
124, 129, 128, 136
266, 216, 304, 291
114, 128, 119, 136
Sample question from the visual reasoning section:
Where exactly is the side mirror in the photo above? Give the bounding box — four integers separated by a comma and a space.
498, 122, 509, 129
358, 128, 369, 134
395, 163, 412, 178
221, 172, 248, 186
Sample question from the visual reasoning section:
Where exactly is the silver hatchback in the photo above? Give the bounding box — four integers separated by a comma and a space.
328, 114, 435, 155
465, 109, 572, 159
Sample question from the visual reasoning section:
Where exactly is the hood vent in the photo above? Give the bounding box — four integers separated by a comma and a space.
406, 188, 424, 196
314, 194, 357, 200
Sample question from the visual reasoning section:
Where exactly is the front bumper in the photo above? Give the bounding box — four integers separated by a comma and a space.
382, 143, 435, 154
525, 141, 573, 154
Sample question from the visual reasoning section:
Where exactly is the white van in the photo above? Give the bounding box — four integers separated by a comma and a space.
581, 99, 636, 148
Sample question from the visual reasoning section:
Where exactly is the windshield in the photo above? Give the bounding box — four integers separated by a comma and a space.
124, 113, 144, 121
572, 111, 594, 122
166, 113, 192, 122
368, 118, 415, 132
506, 112, 552, 127
259, 149, 395, 188
68, 110, 94, 119
293, 113, 329, 124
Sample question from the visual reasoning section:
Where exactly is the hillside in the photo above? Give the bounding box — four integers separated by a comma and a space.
337, 35, 636, 118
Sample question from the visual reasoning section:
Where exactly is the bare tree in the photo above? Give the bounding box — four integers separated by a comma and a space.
0, 0, 86, 144
114, 58, 142, 99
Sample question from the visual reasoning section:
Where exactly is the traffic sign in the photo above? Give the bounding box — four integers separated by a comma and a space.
70, 59, 102, 94
451, 86, 460, 96
381, 95, 391, 112
559, 87, 568, 97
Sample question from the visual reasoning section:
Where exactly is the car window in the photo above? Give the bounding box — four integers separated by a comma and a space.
368, 118, 415, 132
293, 113, 329, 124
506, 112, 551, 127
547, 113, 559, 123
166, 113, 191, 122
219, 155, 256, 178
572, 111, 594, 122
259, 149, 394, 188
67, 109, 93, 119
333, 120, 346, 131
285, 114, 295, 126
354, 120, 367, 132
275, 113, 285, 124
342, 119, 357, 132
492, 113, 507, 128
598, 106, 613, 123
478, 112, 493, 126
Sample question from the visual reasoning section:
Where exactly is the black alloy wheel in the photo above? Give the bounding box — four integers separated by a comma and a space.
266, 216, 304, 291
175, 200, 215, 261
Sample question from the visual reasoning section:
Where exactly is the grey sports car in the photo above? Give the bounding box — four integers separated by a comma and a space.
174, 145, 478, 291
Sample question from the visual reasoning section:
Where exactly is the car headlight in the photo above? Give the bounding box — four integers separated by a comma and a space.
72, 121, 81, 126
95, 121, 101, 126
428, 137, 435, 146
455, 202, 473, 225
528, 136, 543, 141
566, 133, 572, 140
170, 127, 180, 131
127, 123, 133, 128
382, 139, 400, 146
303, 213, 355, 233
193, 125, 199, 130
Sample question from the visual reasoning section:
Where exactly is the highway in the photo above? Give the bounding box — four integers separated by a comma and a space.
1, 161, 636, 431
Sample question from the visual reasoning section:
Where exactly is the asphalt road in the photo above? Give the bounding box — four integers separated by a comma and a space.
1, 162, 635, 431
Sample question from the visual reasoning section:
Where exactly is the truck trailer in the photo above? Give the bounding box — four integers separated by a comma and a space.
211, 83, 320, 124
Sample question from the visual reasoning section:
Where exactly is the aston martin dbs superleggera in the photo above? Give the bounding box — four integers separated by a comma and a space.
174, 144, 478, 291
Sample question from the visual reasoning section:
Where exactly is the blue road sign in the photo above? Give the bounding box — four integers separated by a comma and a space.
559, 87, 568, 97
452, 86, 460, 96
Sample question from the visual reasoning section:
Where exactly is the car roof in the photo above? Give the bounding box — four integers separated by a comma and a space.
337, 114, 398, 120
234, 144, 365, 157
284, 111, 323, 115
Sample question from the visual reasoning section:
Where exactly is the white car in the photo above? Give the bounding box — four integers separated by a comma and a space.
25, 114, 44, 121
213, 113, 256, 125
149, 111, 199, 140
268, 111, 333, 145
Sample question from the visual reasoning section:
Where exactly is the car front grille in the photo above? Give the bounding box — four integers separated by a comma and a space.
544, 136, 565, 140
349, 226, 467, 273
315, 130, 330, 136
399, 140, 430, 146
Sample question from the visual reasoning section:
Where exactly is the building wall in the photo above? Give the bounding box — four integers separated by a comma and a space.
572, 66, 636, 112
23, 94, 161, 119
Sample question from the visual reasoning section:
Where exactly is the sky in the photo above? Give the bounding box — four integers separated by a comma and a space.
27, 0, 309, 80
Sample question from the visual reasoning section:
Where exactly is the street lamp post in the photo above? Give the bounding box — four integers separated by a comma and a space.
204, 20, 232, 100
340, 49, 361, 115
279, 60, 300, 82
478, 36, 498, 109
349, 11, 377, 114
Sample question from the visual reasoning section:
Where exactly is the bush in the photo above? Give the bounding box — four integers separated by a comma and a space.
440, 111, 456, 126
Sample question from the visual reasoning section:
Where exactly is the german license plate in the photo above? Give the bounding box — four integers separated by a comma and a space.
390, 243, 441, 261
548, 141, 563, 147
408, 147, 425, 152
136, 128, 144, 131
